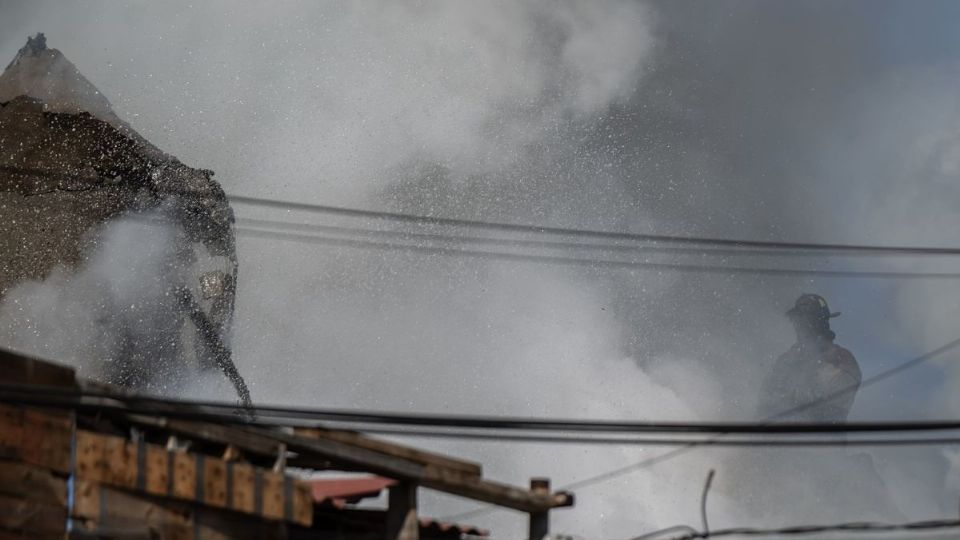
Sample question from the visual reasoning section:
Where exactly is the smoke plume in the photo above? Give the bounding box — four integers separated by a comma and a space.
3, 1, 960, 536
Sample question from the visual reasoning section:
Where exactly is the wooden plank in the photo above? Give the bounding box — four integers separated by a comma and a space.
0, 407, 23, 460
253, 428, 426, 480
124, 415, 283, 459
230, 463, 256, 514
0, 493, 66, 535
203, 457, 228, 508
171, 451, 196, 500
419, 472, 573, 514
528, 479, 550, 540
144, 445, 170, 496
103, 434, 137, 488
79, 409, 567, 516
0, 403, 70, 468
69, 480, 101, 530
0, 348, 75, 387
292, 479, 313, 527
385, 482, 419, 540
92, 407, 425, 480
251, 427, 572, 513
0, 461, 67, 505
72, 431, 311, 527
295, 427, 481, 478
71, 480, 286, 540
72, 479, 189, 540
75, 430, 137, 489
21, 408, 72, 473
260, 472, 284, 521
73, 431, 105, 484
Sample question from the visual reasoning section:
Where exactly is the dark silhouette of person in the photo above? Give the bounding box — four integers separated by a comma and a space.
758, 294, 861, 422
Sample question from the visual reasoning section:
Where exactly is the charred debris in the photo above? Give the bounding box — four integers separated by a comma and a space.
0, 34, 249, 406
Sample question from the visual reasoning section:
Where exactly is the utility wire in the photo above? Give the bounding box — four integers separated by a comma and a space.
442, 334, 960, 522
10, 386, 960, 448
8, 376, 960, 435
229, 194, 960, 256
8, 384, 960, 448
563, 334, 960, 489
353, 427, 960, 447
234, 225, 960, 280
700, 470, 715, 537
235, 217, 941, 259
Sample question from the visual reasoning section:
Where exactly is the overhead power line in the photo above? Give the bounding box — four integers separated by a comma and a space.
229, 194, 960, 256
442, 334, 960, 522
7, 380, 960, 436
358, 427, 960, 447
563, 334, 960, 491
5, 385, 960, 450
235, 216, 941, 259
234, 225, 960, 280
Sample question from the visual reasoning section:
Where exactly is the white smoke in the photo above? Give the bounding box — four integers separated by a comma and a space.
0, 1, 652, 205
0, 213, 198, 392
4, 2, 960, 538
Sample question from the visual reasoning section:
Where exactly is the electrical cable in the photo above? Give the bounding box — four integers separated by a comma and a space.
234, 225, 960, 280
441, 334, 960, 522
7, 386, 960, 447
341, 427, 960, 447
229, 194, 960, 256
10, 384, 960, 448
8, 376, 960, 435
234, 216, 944, 259
8, 162, 960, 258
700, 470, 715, 537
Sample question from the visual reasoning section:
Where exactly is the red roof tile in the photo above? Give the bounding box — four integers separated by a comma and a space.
309, 476, 396, 506
309, 477, 489, 536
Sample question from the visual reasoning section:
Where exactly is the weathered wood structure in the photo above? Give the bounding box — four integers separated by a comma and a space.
0, 33, 246, 404
0, 349, 573, 539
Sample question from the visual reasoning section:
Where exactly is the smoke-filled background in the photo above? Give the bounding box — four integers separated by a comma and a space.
3, 0, 960, 537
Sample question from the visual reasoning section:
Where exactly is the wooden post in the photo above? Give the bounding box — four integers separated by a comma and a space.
529, 478, 550, 540
385, 481, 419, 540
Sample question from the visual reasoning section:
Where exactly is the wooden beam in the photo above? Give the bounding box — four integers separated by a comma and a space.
71, 479, 288, 540
0, 404, 73, 473
0, 353, 572, 515
295, 427, 481, 478
0, 461, 67, 505
73, 429, 313, 527
112, 414, 427, 481
528, 478, 550, 540
251, 428, 572, 513
270, 429, 571, 513
262, 428, 427, 480
0, 348, 75, 387
385, 482, 419, 540
124, 414, 284, 458
0, 493, 66, 535
420, 472, 572, 514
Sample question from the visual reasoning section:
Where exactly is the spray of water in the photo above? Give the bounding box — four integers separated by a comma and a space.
2, 1, 960, 536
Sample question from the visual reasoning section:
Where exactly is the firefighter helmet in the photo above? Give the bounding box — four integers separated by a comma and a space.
786, 293, 841, 321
